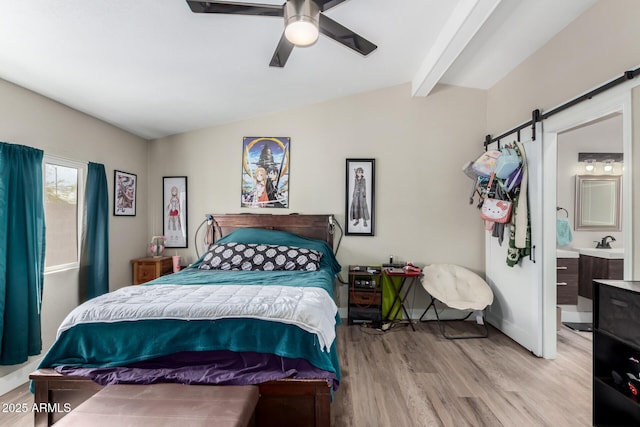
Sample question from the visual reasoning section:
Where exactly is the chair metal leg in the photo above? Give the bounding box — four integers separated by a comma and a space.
420, 297, 490, 339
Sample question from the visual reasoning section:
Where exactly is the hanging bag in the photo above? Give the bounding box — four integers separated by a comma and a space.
494, 147, 521, 179
480, 174, 513, 224
480, 198, 513, 223
503, 165, 523, 192
472, 150, 501, 177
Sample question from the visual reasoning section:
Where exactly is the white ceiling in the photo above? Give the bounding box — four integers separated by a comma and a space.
0, 0, 595, 140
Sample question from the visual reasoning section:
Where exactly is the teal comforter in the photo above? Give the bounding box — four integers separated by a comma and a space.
37, 228, 342, 383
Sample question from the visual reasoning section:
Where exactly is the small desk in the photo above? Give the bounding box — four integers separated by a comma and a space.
382, 268, 422, 331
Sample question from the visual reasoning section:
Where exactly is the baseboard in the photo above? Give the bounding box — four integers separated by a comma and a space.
0, 358, 41, 396
558, 305, 593, 323
339, 305, 478, 324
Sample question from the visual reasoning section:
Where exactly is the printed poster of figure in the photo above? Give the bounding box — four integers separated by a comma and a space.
114, 170, 137, 216
241, 137, 289, 208
345, 159, 375, 236
163, 176, 188, 248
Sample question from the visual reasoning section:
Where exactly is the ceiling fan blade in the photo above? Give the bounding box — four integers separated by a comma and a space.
318, 14, 377, 56
186, 1, 284, 17
315, 0, 348, 12
269, 32, 295, 67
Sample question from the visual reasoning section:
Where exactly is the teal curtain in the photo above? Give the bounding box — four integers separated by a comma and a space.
83, 162, 109, 300
0, 142, 45, 365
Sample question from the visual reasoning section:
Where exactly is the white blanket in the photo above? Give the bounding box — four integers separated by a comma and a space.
59, 284, 338, 351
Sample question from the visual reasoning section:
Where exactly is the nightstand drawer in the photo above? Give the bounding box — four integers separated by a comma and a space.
351, 290, 381, 306
131, 256, 173, 285
137, 264, 156, 284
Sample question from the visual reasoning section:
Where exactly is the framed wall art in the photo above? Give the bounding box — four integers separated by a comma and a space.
345, 158, 375, 236
113, 170, 137, 216
241, 137, 290, 208
163, 176, 188, 248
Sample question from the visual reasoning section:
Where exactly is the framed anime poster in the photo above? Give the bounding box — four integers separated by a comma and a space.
163, 176, 188, 248
241, 137, 290, 208
345, 158, 375, 236
114, 170, 137, 216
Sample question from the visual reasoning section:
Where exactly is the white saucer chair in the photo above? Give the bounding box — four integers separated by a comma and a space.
418, 264, 494, 339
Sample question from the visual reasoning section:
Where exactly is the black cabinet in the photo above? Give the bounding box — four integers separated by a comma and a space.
347, 265, 382, 325
593, 280, 640, 426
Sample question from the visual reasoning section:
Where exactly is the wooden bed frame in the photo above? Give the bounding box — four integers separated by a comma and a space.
30, 213, 336, 427
211, 213, 334, 248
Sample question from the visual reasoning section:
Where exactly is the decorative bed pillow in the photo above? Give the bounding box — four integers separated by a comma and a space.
199, 242, 323, 271
215, 228, 341, 275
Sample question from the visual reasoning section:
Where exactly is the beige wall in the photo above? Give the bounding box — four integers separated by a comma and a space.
149, 83, 488, 307
487, 0, 640, 133
0, 79, 148, 386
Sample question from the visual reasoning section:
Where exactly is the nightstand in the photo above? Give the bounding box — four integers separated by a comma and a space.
347, 265, 383, 325
131, 256, 173, 285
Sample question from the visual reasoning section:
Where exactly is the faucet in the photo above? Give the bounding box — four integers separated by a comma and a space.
595, 235, 616, 249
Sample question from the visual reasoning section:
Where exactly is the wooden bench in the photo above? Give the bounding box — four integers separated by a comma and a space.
30, 368, 331, 427
51, 383, 258, 427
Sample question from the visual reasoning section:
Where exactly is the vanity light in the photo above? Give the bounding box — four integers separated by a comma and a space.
584, 159, 595, 173
578, 152, 623, 175
603, 160, 614, 174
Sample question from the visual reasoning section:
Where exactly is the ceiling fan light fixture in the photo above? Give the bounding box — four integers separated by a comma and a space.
284, 0, 319, 47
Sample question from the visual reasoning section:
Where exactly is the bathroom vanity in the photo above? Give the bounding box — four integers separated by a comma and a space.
578, 249, 624, 299
556, 247, 623, 302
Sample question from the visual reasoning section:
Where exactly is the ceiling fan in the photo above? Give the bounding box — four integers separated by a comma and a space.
186, 0, 377, 67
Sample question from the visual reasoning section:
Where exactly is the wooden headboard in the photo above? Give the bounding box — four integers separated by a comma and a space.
211, 214, 334, 248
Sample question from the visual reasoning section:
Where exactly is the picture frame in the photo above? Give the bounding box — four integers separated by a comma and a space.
241, 137, 290, 208
113, 170, 137, 216
163, 176, 188, 248
345, 158, 375, 236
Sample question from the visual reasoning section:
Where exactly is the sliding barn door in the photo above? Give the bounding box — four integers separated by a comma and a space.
485, 124, 544, 356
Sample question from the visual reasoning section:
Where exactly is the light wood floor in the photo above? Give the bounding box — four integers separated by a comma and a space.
0, 323, 591, 427
330, 321, 592, 427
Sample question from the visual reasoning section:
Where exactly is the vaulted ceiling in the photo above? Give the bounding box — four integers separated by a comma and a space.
0, 0, 595, 139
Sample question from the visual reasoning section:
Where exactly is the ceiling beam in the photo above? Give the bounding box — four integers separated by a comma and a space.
411, 0, 501, 97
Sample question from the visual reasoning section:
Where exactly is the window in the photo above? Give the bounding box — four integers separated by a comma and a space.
44, 157, 85, 272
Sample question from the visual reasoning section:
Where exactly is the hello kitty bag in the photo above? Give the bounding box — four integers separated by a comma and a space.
480, 173, 512, 223
480, 198, 513, 223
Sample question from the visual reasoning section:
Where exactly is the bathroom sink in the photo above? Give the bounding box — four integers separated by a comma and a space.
577, 247, 624, 259
556, 248, 579, 258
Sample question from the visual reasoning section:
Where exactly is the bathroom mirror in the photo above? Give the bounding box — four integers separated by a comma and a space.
575, 174, 621, 231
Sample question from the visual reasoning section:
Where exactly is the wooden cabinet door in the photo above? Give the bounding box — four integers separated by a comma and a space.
579, 255, 624, 300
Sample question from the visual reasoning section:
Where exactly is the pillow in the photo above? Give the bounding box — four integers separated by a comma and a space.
214, 228, 341, 274
199, 242, 323, 271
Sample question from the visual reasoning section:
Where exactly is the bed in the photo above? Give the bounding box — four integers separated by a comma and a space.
30, 214, 340, 427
